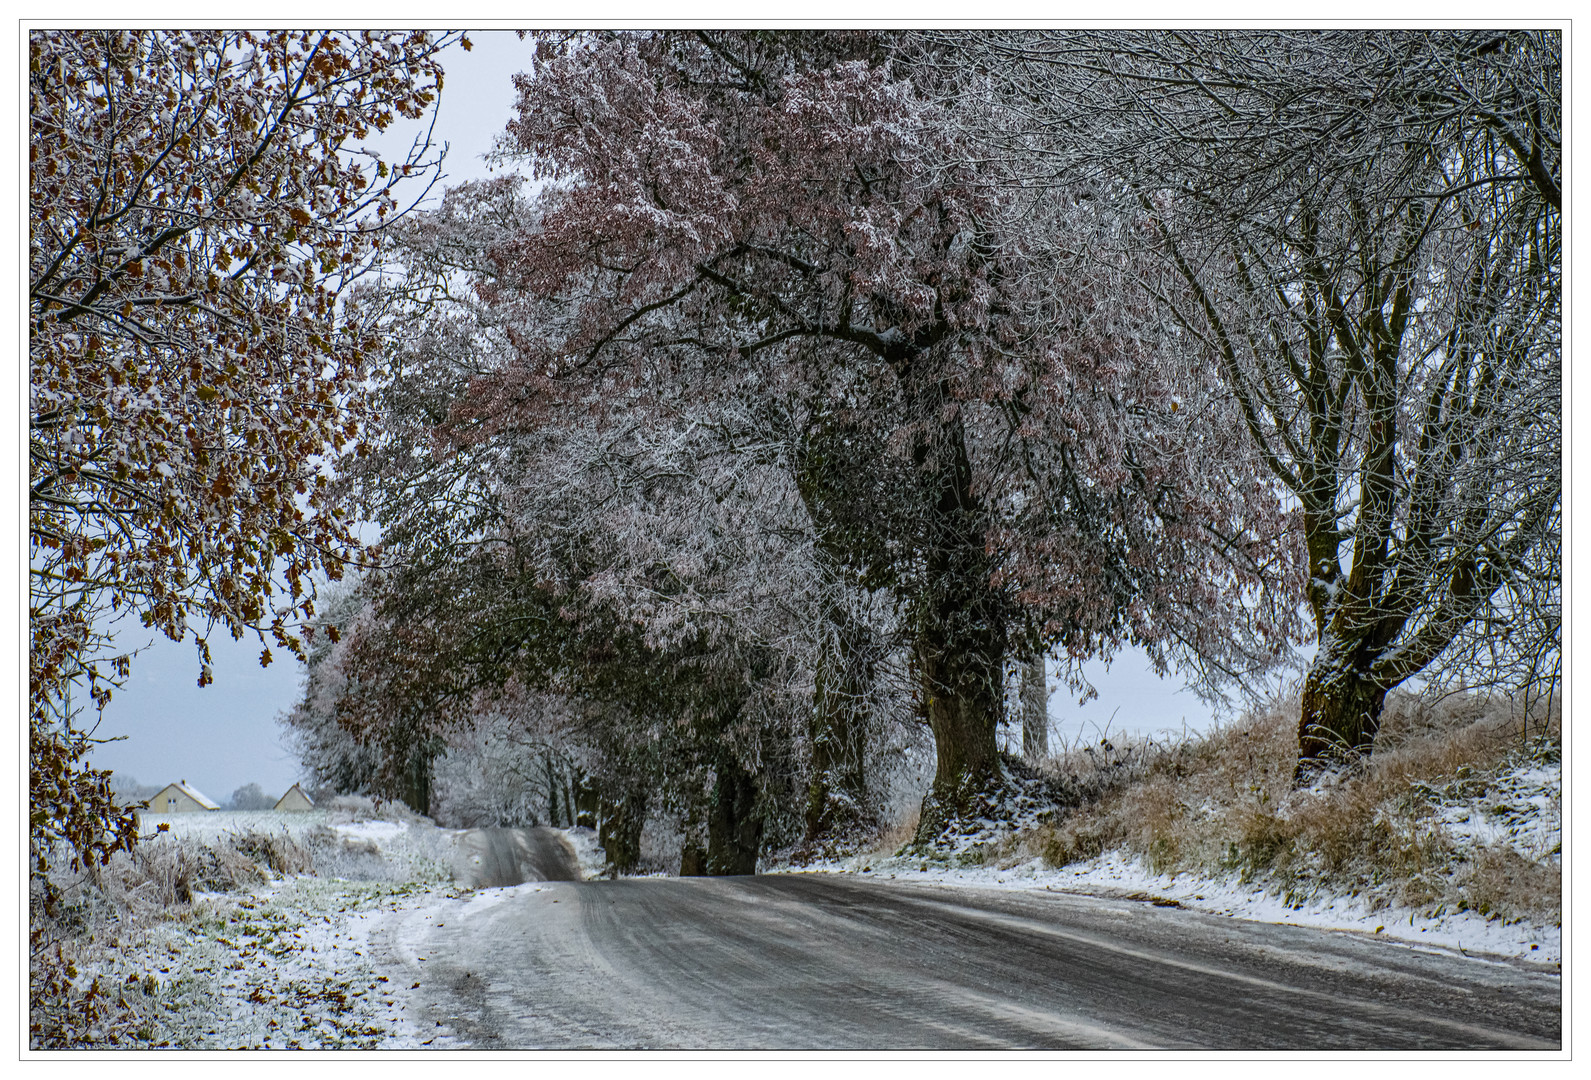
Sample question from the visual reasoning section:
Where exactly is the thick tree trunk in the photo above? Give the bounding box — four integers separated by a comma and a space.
598, 788, 647, 876
912, 398, 1006, 843
705, 757, 762, 875
915, 634, 1004, 840
1020, 654, 1049, 763
1296, 646, 1389, 777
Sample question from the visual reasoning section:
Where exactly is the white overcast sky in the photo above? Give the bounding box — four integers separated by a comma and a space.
86, 31, 1233, 804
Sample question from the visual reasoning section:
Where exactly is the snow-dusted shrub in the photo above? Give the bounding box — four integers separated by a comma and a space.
301, 825, 399, 882
321, 793, 430, 824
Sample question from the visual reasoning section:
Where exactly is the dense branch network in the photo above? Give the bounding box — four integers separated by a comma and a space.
29, 29, 460, 874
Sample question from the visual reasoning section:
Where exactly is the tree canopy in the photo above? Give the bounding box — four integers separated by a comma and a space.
923, 29, 1561, 765
323, 31, 1301, 854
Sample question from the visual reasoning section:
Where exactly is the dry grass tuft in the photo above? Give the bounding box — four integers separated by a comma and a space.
877, 805, 921, 855
90, 828, 316, 914
1456, 846, 1561, 923
1001, 689, 1560, 923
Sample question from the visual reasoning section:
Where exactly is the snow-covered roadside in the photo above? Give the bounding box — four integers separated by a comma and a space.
775, 756, 1563, 970
562, 825, 608, 880
779, 853, 1560, 968
66, 811, 599, 1048
69, 768, 1556, 1048
108, 875, 459, 1048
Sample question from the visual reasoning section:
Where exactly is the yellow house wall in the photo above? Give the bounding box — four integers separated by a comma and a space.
149, 785, 210, 813
274, 788, 314, 811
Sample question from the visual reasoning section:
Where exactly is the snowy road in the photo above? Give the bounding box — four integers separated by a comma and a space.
375, 874, 1560, 1050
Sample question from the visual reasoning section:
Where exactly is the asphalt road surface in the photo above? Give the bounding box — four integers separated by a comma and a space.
377, 873, 1561, 1050
450, 827, 582, 889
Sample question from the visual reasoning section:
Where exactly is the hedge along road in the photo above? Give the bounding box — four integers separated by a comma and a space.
371, 873, 1560, 1050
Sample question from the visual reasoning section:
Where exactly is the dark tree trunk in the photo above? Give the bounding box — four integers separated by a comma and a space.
542, 754, 561, 826
574, 774, 598, 830
598, 788, 647, 876
1021, 654, 1049, 763
397, 742, 435, 819
915, 636, 1004, 839
677, 775, 708, 876
705, 757, 762, 875
1296, 645, 1389, 777
912, 396, 1006, 843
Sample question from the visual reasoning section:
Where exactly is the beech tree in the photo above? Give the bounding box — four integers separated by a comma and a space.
428, 31, 1297, 840
929, 30, 1561, 769
29, 30, 458, 873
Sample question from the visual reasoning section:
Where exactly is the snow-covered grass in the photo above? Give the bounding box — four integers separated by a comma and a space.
29, 798, 590, 1048
774, 689, 1562, 967
563, 825, 608, 880
58, 876, 459, 1048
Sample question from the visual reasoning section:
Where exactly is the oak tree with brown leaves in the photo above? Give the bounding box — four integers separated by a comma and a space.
29, 29, 461, 883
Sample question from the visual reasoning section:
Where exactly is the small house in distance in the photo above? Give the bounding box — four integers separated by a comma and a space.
146, 779, 220, 814
273, 783, 315, 812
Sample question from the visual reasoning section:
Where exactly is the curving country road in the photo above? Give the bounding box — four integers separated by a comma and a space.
374, 873, 1560, 1050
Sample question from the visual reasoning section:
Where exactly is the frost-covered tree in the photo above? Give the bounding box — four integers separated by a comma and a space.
428, 701, 589, 830
227, 783, 275, 811
424, 31, 1297, 840
29, 29, 457, 879
925, 30, 1561, 769
308, 162, 918, 867
278, 577, 389, 803
332, 362, 855, 868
